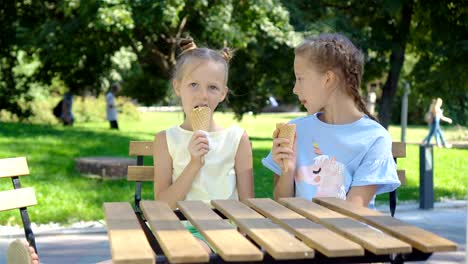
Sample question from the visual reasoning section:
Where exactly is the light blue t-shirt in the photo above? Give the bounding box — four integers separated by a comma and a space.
262, 113, 400, 202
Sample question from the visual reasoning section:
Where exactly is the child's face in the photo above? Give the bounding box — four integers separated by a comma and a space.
293, 55, 332, 114
173, 59, 227, 117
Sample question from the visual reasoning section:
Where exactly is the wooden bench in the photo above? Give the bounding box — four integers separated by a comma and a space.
104, 198, 457, 263
0, 157, 38, 254
127, 141, 154, 214
125, 141, 407, 217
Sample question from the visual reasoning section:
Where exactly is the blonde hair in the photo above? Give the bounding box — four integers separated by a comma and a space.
295, 33, 375, 120
172, 38, 234, 86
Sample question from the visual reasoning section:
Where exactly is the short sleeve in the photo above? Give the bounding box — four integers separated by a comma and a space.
262, 151, 282, 176
352, 136, 400, 195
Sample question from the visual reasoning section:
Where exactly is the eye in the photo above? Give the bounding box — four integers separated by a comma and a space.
312, 168, 321, 174
190, 82, 198, 88
209, 85, 219, 91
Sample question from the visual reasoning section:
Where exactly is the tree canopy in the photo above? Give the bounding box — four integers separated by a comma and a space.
1, 0, 466, 124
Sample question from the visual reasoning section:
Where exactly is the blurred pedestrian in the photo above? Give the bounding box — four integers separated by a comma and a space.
61, 91, 74, 126
106, 83, 121, 130
422, 98, 453, 147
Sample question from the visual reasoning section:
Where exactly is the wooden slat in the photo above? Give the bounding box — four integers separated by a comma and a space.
280, 198, 412, 255
397, 170, 406, 185
127, 166, 154, 182
245, 198, 364, 257
177, 200, 263, 262
212, 199, 314, 260
392, 142, 406, 158
129, 141, 153, 156
140, 201, 209, 263
0, 157, 29, 178
103, 202, 155, 264
313, 197, 458, 253
0, 188, 37, 212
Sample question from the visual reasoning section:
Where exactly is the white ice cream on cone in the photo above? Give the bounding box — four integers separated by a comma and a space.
276, 123, 296, 173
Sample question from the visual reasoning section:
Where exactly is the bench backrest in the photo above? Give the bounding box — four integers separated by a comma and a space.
0, 157, 38, 253
127, 141, 406, 215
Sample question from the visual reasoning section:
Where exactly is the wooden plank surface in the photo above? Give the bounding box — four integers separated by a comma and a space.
280, 198, 412, 255
0, 157, 29, 178
212, 199, 314, 260
140, 201, 209, 263
313, 197, 458, 253
0, 188, 37, 212
244, 198, 364, 257
103, 202, 154, 264
129, 141, 153, 156
177, 200, 263, 262
392, 142, 406, 158
127, 166, 154, 182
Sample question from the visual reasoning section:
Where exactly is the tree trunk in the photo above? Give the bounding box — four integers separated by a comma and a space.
378, 0, 414, 129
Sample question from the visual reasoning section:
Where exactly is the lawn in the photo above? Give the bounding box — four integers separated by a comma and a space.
0, 112, 466, 225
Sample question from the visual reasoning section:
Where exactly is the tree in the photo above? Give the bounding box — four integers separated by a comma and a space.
0, 1, 43, 118
282, 0, 468, 127
6, 0, 298, 119
121, 0, 299, 118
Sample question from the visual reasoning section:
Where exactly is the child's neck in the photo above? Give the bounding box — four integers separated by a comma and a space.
320, 96, 364, 125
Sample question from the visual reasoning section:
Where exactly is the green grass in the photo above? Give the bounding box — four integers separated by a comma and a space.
0, 112, 466, 225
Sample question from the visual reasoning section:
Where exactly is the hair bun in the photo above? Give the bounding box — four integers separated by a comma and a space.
178, 38, 197, 54
220, 47, 234, 62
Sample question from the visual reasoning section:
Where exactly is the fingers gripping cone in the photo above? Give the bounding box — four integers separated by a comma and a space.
276, 123, 296, 173
191, 106, 211, 164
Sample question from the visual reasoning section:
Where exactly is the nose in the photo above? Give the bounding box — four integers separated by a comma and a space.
199, 87, 209, 99
293, 82, 298, 95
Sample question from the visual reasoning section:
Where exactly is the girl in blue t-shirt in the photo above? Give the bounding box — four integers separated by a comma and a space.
262, 33, 400, 207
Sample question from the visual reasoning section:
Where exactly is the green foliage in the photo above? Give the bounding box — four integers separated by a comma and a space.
282, 0, 468, 126
1, 0, 466, 124
0, 112, 466, 225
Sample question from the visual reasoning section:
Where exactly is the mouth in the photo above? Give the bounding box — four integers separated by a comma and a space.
299, 99, 307, 105
194, 104, 209, 109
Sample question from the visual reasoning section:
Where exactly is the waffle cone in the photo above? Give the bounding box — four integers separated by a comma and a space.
276, 123, 296, 172
190, 107, 211, 131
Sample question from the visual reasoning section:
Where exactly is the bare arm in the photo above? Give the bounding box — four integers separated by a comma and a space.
273, 172, 295, 200
234, 132, 254, 200
440, 115, 452, 124
346, 185, 378, 207
153, 131, 208, 208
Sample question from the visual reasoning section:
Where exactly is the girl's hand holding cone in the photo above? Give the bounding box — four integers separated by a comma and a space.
188, 130, 209, 167
272, 123, 296, 173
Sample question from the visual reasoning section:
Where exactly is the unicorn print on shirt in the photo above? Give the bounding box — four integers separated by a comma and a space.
295, 142, 346, 199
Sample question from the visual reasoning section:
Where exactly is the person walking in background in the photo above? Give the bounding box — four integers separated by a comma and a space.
422, 97, 453, 147
61, 91, 74, 126
106, 83, 121, 130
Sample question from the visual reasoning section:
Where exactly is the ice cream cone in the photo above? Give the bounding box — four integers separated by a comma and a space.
190, 106, 211, 164
276, 123, 296, 172
191, 106, 211, 131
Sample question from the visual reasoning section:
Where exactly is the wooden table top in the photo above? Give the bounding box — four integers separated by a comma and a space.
103, 197, 457, 264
